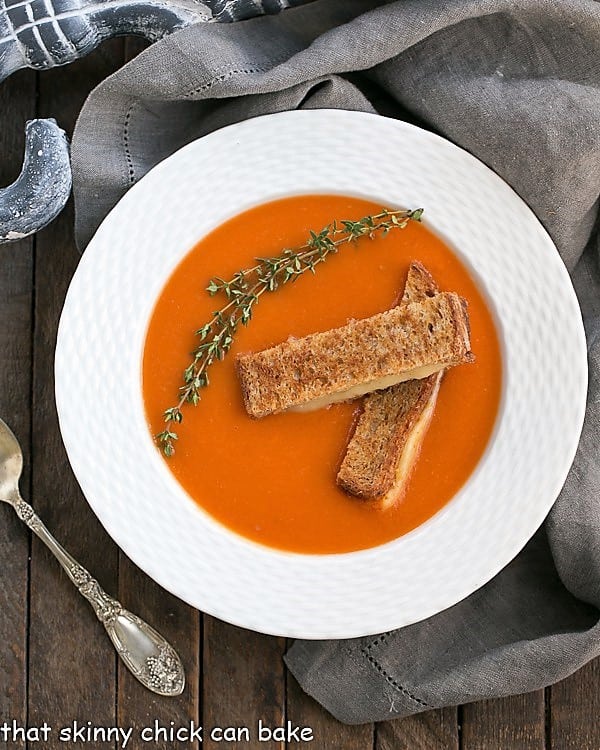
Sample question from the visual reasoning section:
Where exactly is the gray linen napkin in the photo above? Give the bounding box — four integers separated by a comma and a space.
71, 0, 600, 723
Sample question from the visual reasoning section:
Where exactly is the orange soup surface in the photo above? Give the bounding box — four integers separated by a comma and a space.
143, 195, 502, 554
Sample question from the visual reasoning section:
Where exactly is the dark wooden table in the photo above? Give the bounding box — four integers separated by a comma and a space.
1, 40, 599, 750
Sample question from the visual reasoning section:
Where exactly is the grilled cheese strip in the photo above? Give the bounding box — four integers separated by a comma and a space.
291, 364, 444, 412
337, 261, 446, 506
337, 372, 442, 506
236, 291, 473, 418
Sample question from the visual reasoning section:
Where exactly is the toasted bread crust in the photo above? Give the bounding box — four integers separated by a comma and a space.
236, 291, 473, 418
337, 373, 441, 498
400, 261, 439, 305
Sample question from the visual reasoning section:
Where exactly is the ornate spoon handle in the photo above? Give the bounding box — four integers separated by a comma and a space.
13, 496, 185, 696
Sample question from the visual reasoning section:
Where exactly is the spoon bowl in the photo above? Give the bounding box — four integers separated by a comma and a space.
0, 418, 23, 500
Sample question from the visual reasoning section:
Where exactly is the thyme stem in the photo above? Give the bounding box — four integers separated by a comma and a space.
156, 207, 423, 456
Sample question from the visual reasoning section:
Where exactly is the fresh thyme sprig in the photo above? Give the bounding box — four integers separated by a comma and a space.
156, 207, 423, 456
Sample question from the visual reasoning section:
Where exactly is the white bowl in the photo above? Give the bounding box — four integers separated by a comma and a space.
55, 110, 587, 638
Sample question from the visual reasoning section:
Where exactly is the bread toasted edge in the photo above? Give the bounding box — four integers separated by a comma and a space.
400, 260, 439, 305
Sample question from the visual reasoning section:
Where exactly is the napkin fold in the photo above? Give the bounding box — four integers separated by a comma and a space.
72, 0, 600, 723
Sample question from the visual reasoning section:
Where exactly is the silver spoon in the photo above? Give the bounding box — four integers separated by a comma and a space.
0, 417, 185, 697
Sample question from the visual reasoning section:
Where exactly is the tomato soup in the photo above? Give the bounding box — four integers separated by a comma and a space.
143, 195, 502, 554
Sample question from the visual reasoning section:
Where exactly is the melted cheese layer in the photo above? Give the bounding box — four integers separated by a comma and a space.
290, 363, 444, 413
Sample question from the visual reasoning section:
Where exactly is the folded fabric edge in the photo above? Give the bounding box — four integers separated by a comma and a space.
284, 638, 432, 724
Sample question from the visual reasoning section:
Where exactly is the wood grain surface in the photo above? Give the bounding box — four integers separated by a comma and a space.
0, 41, 599, 750
462, 693, 546, 750
377, 708, 458, 750
27, 41, 125, 748
0, 66, 35, 750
